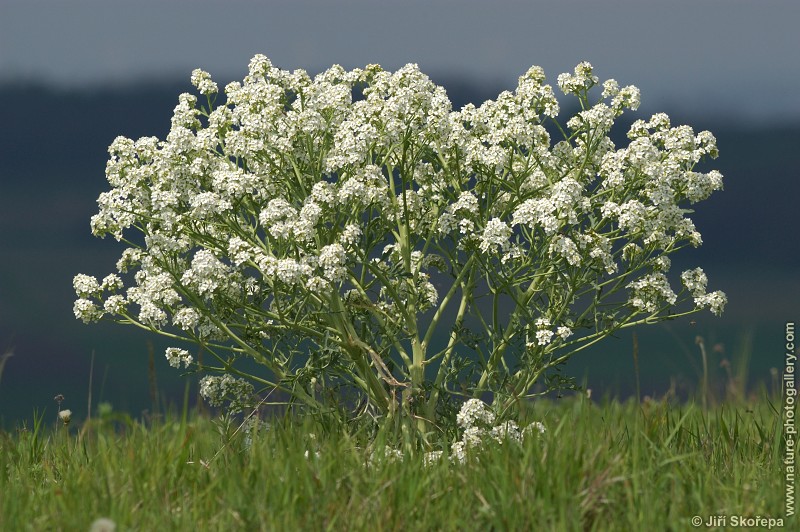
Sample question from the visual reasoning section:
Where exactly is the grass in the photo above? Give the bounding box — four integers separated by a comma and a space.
0, 392, 790, 531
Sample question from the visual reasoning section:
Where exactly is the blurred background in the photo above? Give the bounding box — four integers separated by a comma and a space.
1, 0, 798, 427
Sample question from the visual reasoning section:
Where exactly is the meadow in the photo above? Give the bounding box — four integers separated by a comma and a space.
0, 390, 789, 531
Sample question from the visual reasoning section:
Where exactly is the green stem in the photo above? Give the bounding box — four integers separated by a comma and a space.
326, 291, 392, 412
424, 264, 477, 422
476, 265, 553, 391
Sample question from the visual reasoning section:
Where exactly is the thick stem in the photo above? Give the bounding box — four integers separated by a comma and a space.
326, 291, 392, 412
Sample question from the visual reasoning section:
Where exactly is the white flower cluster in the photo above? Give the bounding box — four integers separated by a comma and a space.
73, 273, 127, 323
165, 347, 193, 369
627, 273, 678, 313
448, 399, 545, 463
557, 61, 598, 95
524, 318, 573, 349
479, 218, 512, 254
368, 398, 546, 466
75, 55, 726, 423
627, 268, 726, 316
199, 374, 254, 413
190, 68, 218, 96
681, 267, 727, 316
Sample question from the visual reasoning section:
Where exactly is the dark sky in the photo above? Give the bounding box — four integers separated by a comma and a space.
3, 0, 800, 122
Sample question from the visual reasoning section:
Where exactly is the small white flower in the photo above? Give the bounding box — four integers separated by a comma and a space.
228, 237, 253, 267
74, 298, 103, 323
524, 421, 546, 436
339, 224, 362, 247
419, 280, 439, 309
612, 85, 641, 111
556, 326, 572, 340
103, 295, 127, 315
100, 274, 124, 292
695, 290, 727, 316
173, 307, 201, 331
165, 347, 193, 369
462, 426, 485, 447
191, 68, 218, 95
549, 235, 581, 266
490, 421, 523, 444
303, 276, 324, 293
601, 79, 619, 99
557, 61, 598, 95
115, 248, 143, 273
318, 243, 347, 283
653, 256, 671, 272
456, 398, 495, 429
192, 192, 232, 219
567, 103, 614, 135
536, 329, 554, 346
627, 273, 678, 313
199, 375, 254, 412
423, 450, 444, 466
479, 218, 512, 254
89, 518, 117, 532
58, 409, 72, 425
680, 267, 708, 297
73, 274, 100, 297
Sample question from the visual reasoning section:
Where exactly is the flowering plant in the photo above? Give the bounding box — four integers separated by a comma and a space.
75, 56, 725, 439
